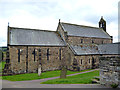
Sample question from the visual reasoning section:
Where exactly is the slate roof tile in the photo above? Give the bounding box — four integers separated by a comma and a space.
9, 27, 66, 46
61, 22, 111, 39
98, 43, 120, 55
69, 44, 100, 55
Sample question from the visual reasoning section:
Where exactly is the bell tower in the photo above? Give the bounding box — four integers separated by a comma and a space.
99, 16, 106, 32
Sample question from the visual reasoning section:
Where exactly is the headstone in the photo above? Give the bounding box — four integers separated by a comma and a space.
38, 64, 41, 76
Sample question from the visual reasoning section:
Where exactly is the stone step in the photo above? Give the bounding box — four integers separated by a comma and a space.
92, 79, 100, 84
93, 76, 100, 80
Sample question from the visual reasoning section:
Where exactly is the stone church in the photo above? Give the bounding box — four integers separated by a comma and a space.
4, 17, 113, 74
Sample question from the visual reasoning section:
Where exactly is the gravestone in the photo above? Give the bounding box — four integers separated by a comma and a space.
38, 64, 42, 76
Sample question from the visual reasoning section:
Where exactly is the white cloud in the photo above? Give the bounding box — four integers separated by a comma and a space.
0, 0, 119, 46
107, 22, 118, 42
0, 18, 7, 46
7, 10, 58, 30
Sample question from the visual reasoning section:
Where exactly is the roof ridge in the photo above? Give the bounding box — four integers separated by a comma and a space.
61, 22, 100, 29
9, 26, 56, 32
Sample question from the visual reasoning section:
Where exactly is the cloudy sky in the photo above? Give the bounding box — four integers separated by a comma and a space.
0, 0, 119, 46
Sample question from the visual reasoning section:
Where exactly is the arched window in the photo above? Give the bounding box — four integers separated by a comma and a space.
33, 49, 36, 61
32, 49, 37, 62
81, 59, 82, 64
73, 58, 77, 65
92, 40, 94, 43
102, 41, 104, 44
59, 48, 61, 60
18, 49, 20, 62
81, 39, 83, 43
39, 49, 41, 62
89, 59, 90, 63
47, 48, 49, 61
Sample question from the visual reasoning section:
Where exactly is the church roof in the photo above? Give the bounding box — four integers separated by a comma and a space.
60, 22, 111, 39
69, 44, 100, 55
9, 27, 66, 46
69, 43, 120, 55
98, 43, 120, 55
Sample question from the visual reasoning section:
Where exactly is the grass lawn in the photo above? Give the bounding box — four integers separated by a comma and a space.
0, 61, 6, 79
41, 70, 99, 84
0, 61, 6, 73
2, 69, 93, 81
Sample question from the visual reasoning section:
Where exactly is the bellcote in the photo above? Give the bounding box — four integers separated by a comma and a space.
99, 16, 106, 32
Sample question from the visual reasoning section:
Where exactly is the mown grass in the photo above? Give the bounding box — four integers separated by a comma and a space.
0, 61, 6, 79
41, 70, 99, 84
2, 69, 92, 81
0, 61, 6, 73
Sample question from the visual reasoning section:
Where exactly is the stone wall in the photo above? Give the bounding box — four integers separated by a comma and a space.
6, 45, 100, 74
66, 44, 99, 71
8, 46, 65, 74
68, 36, 112, 45
99, 56, 120, 87
57, 24, 112, 46
57, 23, 68, 42
9, 46, 27, 73
75, 55, 99, 70
68, 55, 99, 71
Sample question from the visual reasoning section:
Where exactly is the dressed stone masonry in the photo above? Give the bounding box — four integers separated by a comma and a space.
3, 17, 114, 75
99, 56, 120, 87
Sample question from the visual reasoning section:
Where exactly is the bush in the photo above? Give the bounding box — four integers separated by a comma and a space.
110, 83, 119, 88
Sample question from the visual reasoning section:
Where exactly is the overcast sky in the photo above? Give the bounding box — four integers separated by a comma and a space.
0, 0, 119, 46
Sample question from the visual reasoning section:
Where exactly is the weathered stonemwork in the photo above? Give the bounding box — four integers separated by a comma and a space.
99, 56, 120, 87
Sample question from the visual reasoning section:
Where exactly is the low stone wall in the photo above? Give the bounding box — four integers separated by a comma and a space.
99, 56, 120, 87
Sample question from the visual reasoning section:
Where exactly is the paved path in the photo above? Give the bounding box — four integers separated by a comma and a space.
1, 69, 110, 88
14, 69, 99, 83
